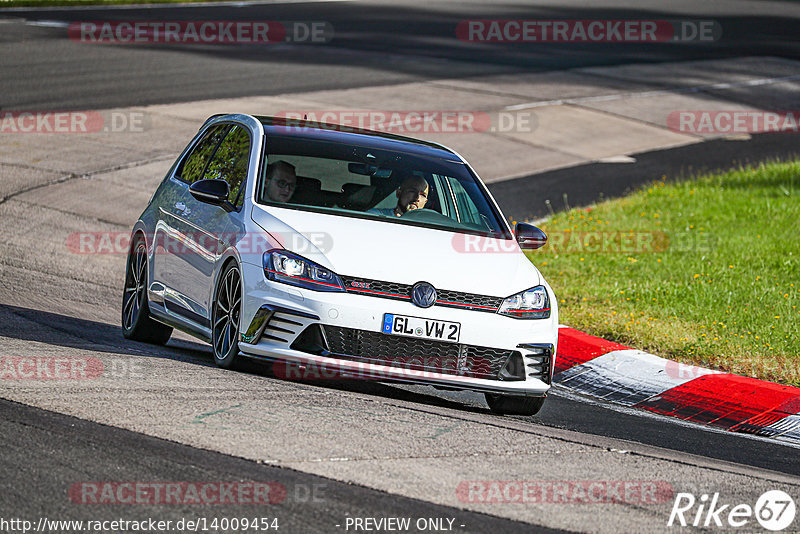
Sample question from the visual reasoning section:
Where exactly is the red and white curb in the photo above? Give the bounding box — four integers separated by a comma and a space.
554, 326, 800, 445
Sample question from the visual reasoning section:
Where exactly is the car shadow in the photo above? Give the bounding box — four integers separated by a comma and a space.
0, 303, 489, 414
0, 303, 213, 365
274, 375, 490, 414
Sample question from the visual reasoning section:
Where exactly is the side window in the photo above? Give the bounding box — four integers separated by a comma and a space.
177, 125, 230, 184
432, 176, 453, 218
204, 125, 251, 207
446, 177, 482, 224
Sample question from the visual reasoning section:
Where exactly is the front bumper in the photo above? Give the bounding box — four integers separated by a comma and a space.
238, 262, 558, 396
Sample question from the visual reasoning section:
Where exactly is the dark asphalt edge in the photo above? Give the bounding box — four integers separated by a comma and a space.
4, 300, 800, 481
338, 381, 800, 482
0, 397, 572, 534
488, 131, 800, 222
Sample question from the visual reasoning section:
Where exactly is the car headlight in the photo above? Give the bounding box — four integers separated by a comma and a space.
263, 250, 344, 292
497, 286, 550, 319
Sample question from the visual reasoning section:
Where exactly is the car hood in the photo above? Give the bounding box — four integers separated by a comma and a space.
251, 205, 542, 297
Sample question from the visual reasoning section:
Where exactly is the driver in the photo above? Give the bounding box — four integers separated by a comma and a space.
368, 175, 429, 217
264, 160, 297, 203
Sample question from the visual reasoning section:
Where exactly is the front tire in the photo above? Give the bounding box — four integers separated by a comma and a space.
122, 238, 172, 345
485, 393, 545, 416
212, 262, 243, 369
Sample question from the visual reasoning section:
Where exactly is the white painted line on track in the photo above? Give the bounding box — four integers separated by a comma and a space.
557, 349, 722, 406
598, 155, 636, 163
504, 73, 800, 111
763, 414, 800, 445
23, 19, 67, 27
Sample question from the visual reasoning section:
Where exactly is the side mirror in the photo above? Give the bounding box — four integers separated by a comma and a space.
189, 179, 233, 211
515, 222, 547, 250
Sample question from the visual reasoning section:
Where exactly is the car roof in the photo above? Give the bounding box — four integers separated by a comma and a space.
254, 115, 465, 162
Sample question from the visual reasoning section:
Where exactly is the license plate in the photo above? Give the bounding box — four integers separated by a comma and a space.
381, 313, 460, 343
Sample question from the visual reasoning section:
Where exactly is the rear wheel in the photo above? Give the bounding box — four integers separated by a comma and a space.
485, 393, 545, 416
122, 238, 172, 345
212, 262, 243, 369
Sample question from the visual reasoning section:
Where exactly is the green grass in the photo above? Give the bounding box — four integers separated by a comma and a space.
530, 160, 800, 385
0, 0, 223, 7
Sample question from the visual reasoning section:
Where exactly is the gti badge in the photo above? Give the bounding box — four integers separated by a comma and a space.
411, 282, 437, 308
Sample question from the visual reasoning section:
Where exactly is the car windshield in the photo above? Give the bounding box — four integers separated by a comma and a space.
256, 133, 509, 237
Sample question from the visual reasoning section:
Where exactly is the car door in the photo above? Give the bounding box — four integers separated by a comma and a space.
168, 124, 253, 324
153, 123, 230, 326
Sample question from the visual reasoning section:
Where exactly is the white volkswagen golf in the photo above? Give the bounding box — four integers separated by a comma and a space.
122, 114, 558, 415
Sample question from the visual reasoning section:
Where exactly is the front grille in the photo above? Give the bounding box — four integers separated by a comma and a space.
340, 277, 411, 303
340, 276, 503, 313
319, 325, 521, 381
436, 289, 503, 310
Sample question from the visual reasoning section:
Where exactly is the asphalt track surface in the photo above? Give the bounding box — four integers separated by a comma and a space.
1, 0, 800, 110
4, 0, 800, 218
489, 130, 800, 220
4, 303, 799, 477
1, 399, 561, 533
2, 1, 800, 532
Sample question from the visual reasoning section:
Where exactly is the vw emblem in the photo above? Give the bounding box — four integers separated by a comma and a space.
411, 282, 437, 308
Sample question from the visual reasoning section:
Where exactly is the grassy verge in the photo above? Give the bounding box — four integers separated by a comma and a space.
530, 160, 800, 385
0, 0, 223, 7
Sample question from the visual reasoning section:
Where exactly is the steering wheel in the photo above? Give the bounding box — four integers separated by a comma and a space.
399, 208, 453, 224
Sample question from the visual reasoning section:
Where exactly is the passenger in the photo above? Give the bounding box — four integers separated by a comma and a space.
368, 175, 429, 217
264, 160, 297, 203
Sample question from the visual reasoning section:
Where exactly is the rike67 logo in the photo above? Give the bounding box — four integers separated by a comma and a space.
668, 490, 796, 531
